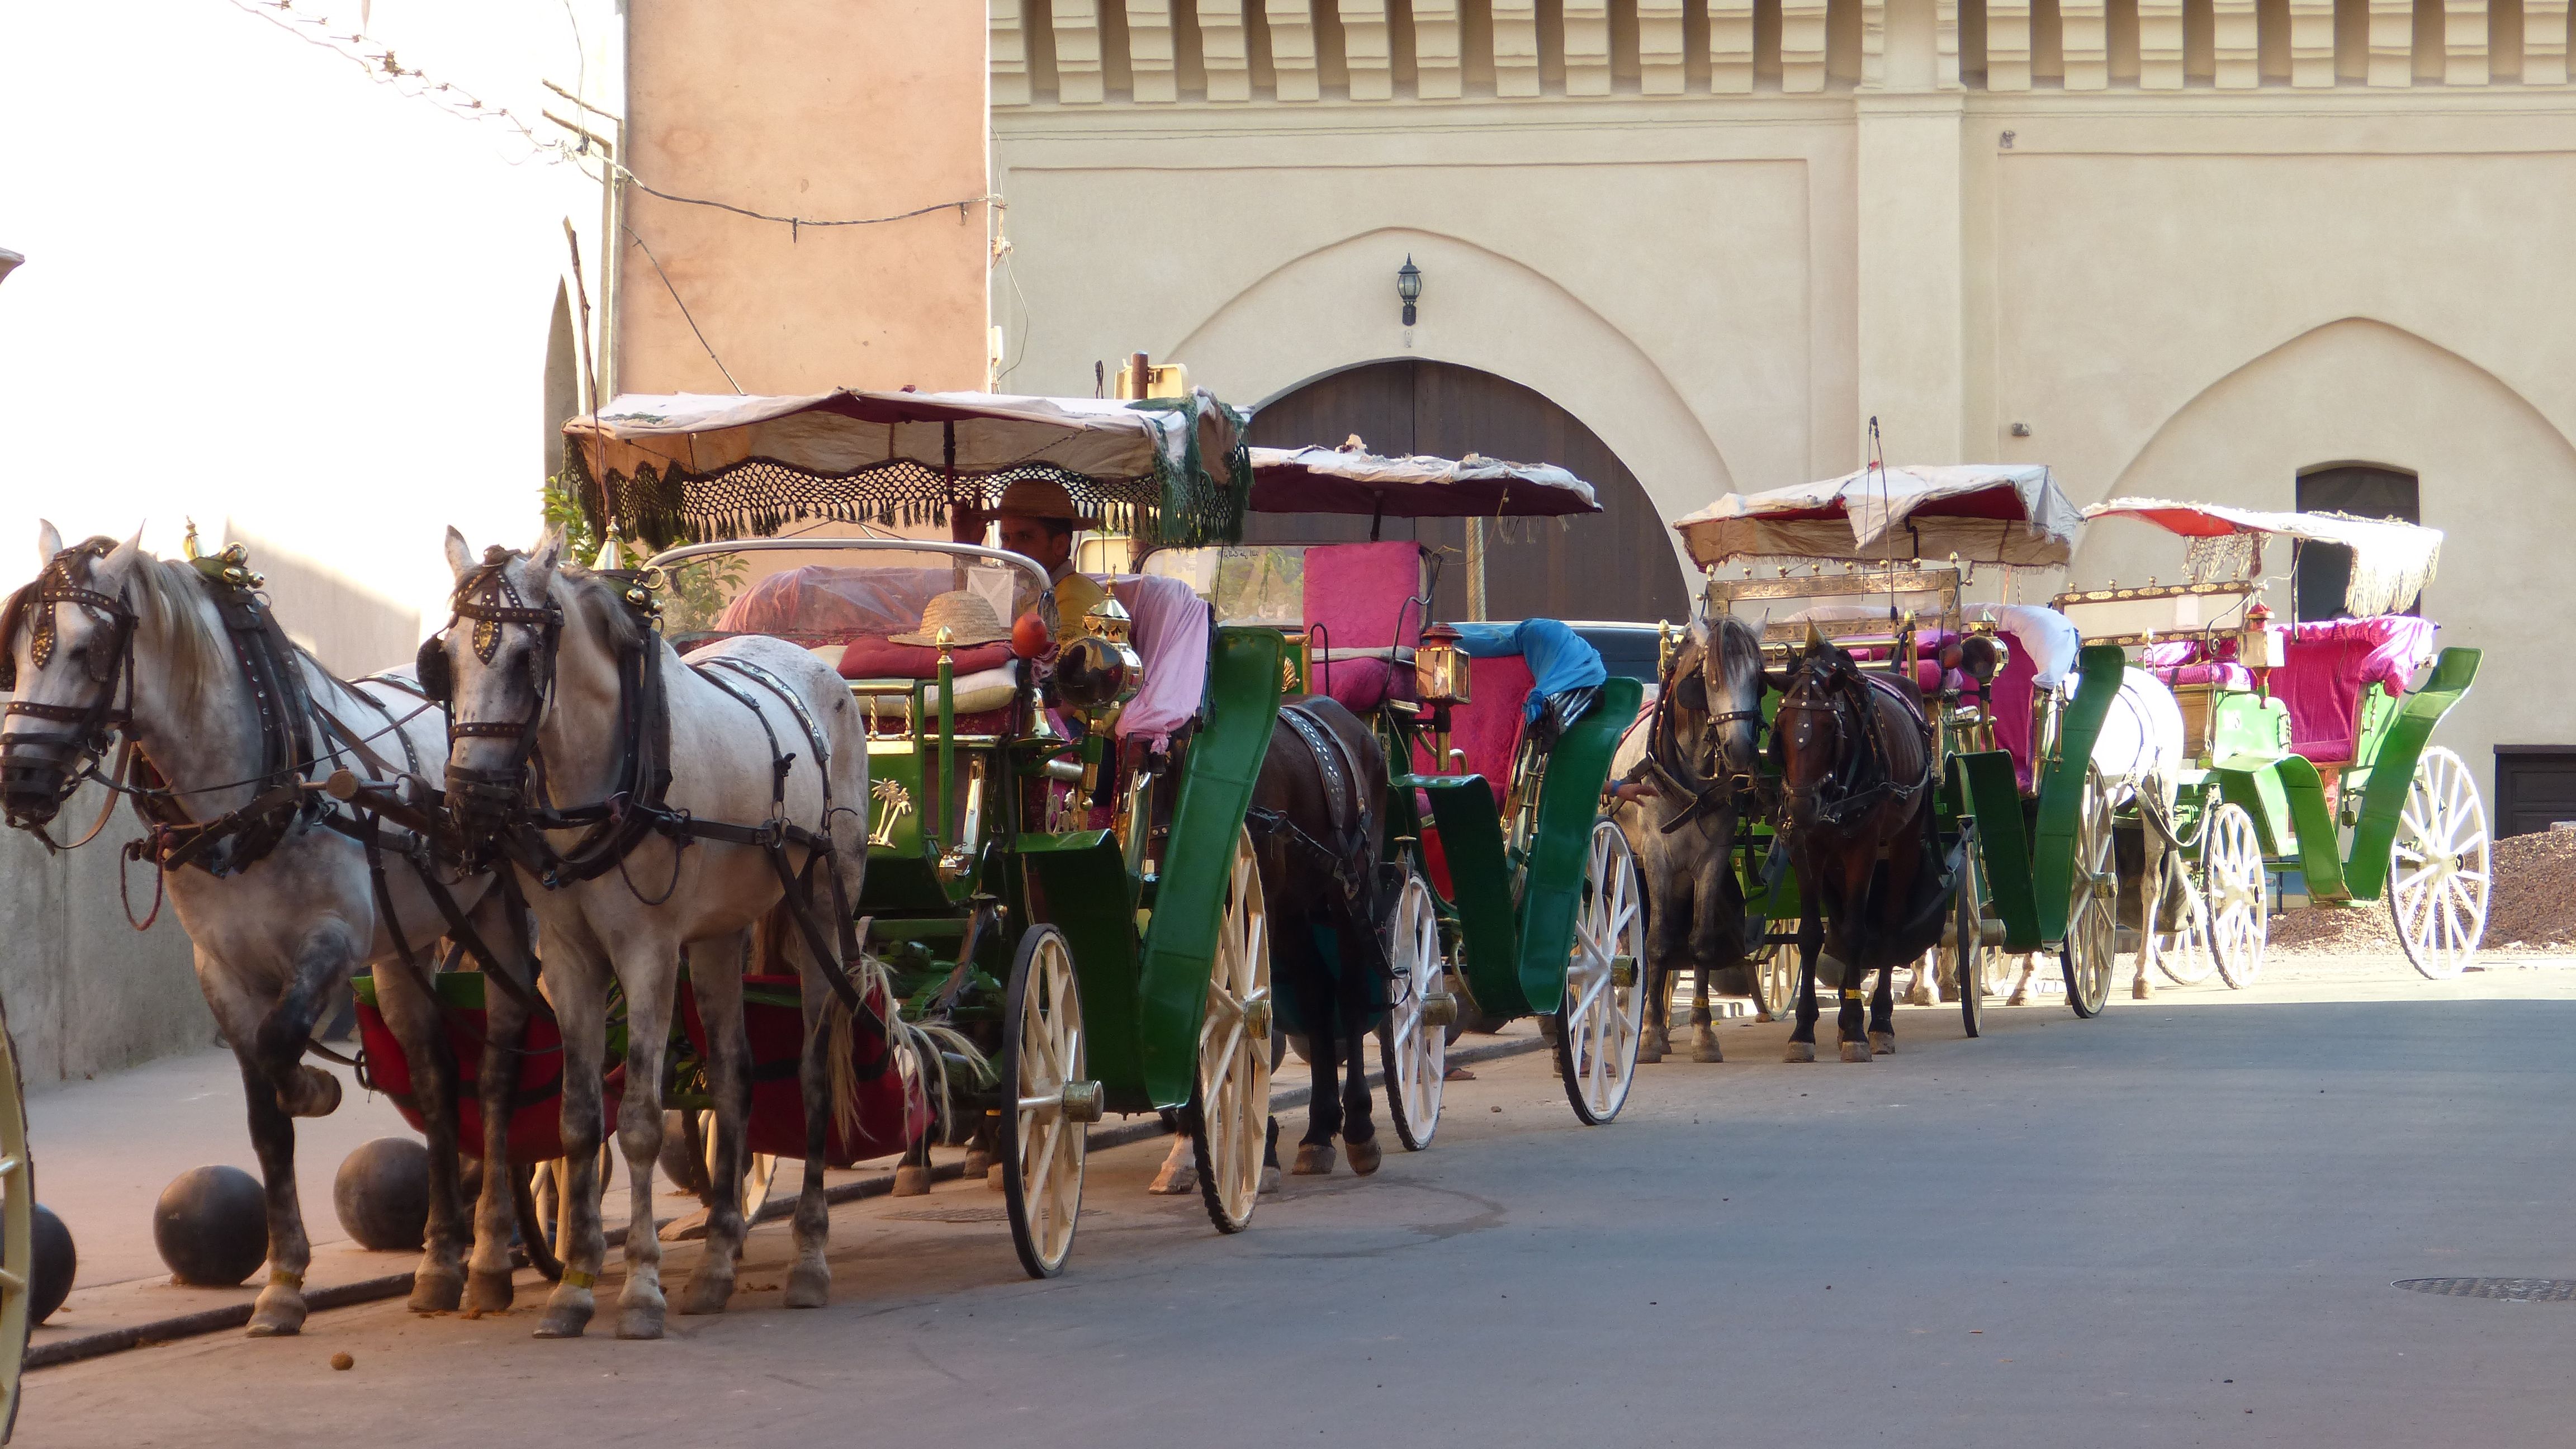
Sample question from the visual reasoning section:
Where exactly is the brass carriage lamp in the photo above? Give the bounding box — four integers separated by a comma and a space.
1396, 255, 1423, 327
1055, 596, 1142, 717
1415, 622, 1470, 705
2239, 599, 2280, 699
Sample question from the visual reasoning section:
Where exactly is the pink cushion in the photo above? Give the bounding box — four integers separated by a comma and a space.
2151, 662, 2254, 689
2271, 617, 2436, 761
1303, 543, 1424, 711
1989, 635, 2041, 793
837, 638, 1013, 680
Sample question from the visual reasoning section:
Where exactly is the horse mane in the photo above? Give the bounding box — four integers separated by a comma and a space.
121, 550, 229, 711
553, 560, 655, 661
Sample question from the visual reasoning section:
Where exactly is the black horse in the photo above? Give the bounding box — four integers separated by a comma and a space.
1248, 696, 1399, 1176
1626, 616, 1769, 1063
1767, 632, 1952, 1062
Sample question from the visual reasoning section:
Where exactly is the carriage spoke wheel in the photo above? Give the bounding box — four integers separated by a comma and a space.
1557, 820, 1646, 1126
1948, 825, 1989, 1039
2152, 848, 2218, 987
1379, 871, 1448, 1151
2206, 802, 2270, 988
1190, 828, 1271, 1234
0, 1004, 28, 1442
2389, 746, 2490, 981
2060, 768, 2117, 1018
1753, 942, 1800, 1021
1002, 926, 1088, 1278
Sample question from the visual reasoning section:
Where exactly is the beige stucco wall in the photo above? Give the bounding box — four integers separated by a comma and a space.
993, 6, 2576, 804
621, 0, 992, 395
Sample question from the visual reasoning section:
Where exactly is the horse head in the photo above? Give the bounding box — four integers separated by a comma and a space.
1767, 628, 1868, 832
2, 522, 145, 830
430, 526, 572, 856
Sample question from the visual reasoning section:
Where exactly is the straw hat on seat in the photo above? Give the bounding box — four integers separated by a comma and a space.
891, 590, 1015, 648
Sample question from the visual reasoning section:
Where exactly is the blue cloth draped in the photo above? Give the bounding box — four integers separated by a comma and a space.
1453, 619, 1608, 722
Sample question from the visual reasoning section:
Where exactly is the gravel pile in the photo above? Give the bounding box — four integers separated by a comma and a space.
2269, 828, 2576, 956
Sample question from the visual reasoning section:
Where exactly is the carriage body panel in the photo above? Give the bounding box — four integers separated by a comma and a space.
1512, 675, 1644, 1015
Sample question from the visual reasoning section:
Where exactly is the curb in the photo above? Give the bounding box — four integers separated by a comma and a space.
28, 1033, 1542, 1369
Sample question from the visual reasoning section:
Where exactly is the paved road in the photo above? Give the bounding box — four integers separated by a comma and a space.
26, 957, 2576, 1448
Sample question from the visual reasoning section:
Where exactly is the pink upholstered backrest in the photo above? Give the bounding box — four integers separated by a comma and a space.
2272, 616, 2436, 760
1990, 637, 2040, 792
1303, 542, 1425, 711
1414, 655, 1535, 803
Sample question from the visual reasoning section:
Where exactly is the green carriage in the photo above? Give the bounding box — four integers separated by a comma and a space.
1147, 443, 1650, 1134
2064, 500, 2485, 980
570, 387, 1283, 1277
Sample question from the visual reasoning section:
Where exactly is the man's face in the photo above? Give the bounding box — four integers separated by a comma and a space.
997, 515, 1071, 572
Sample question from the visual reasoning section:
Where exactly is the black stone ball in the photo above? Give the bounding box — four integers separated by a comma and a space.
29, 1204, 74, 1324
332, 1138, 430, 1252
153, 1165, 268, 1287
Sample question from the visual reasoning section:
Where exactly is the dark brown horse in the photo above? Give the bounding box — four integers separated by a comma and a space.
1768, 633, 1949, 1063
1248, 696, 1398, 1176
1626, 617, 1768, 1063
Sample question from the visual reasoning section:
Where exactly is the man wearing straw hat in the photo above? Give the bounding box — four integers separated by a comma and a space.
973, 477, 1106, 646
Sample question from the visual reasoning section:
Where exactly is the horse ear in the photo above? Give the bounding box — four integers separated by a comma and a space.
36, 519, 62, 563
102, 524, 145, 573
526, 525, 567, 580
443, 527, 476, 580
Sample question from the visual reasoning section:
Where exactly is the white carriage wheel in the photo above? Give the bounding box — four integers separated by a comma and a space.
1557, 820, 1646, 1125
1754, 943, 1800, 1021
1378, 872, 1447, 1152
2059, 768, 2117, 1018
1947, 826, 1988, 1038
2388, 746, 2491, 981
1191, 827, 1272, 1234
1001, 926, 1088, 1278
2153, 846, 2219, 987
2205, 802, 2270, 988
0, 1003, 30, 1443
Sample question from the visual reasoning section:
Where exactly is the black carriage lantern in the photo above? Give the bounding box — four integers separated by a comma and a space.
1396, 255, 1422, 326
1415, 620, 1470, 704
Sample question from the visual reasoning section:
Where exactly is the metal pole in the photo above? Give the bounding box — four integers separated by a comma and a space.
1466, 518, 1488, 621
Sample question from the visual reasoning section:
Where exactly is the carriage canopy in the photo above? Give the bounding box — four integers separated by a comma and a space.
2083, 498, 2441, 617
1672, 463, 2083, 567
565, 389, 1251, 551
1247, 443, 1602, 518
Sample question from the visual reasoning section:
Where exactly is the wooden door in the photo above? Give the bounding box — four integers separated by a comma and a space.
1245, 360, 1692, 626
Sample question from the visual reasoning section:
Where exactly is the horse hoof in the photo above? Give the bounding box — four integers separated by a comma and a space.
533, 1294, 593, 1339
615, 1303, 665, 1341
1147, 1160, 1197, 1195
1259, 1166, 1282, 1195
1868, 1031, 1894, 1055
1692, 1027, 1723, 1063
1346, 1138, 1383, 1177
1754, 1010, 1775, 1025
282, 1064, 342, 1119
1640, 1025, 1669, 1063
987, 1163, 1006, 1192
245, 1289, 306, 1338
1638, 1042, 1664, 1065
409, 1266, 465, 1314
1840, 1040, 1873, 1063
784, 1261, 830, 1310
462, 1269, 514, 1315
960, 1147, 993, 1178
1783, 1041, 1815, 1063
2132, 979, 2154, 1000
674, 1269, 734, 1317
1292, 1142, 1336, 1176
2006, 992, 2030, 1007
890, 1164, 931, 1198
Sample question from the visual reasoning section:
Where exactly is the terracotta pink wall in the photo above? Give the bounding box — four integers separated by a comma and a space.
622, 0, 988, 395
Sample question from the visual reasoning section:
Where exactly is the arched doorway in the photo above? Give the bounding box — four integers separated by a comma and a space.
1246, 360, 1693, 626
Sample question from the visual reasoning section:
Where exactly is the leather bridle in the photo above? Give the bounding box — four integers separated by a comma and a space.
1770, 657, 1931, 830
425, 548, 572, 855
1, 540, 140, 836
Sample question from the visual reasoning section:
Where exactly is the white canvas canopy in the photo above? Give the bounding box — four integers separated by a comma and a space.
2085, 498, 2442, 616
569, 389, 1238, 490
1247, 444, 1600, 518
1671, 463, 2083, 567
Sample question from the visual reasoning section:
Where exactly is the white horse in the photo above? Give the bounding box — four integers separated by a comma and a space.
0, 523, 534, 1336
432, 527, 883, 1341
1991, 607, 2189, 1005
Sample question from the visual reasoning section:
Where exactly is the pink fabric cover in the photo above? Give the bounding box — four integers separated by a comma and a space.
1990, 634, 2041, 792
2152, 662, 2256, 689
718, 564, 956, 645
1108, 574, 1210, 749
1302, 543, 1425, 712
1414, 654, 1535, 807
2271, 616, 2437, 764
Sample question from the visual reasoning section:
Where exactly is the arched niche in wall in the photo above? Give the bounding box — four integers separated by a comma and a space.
1247, 359, 1695, 627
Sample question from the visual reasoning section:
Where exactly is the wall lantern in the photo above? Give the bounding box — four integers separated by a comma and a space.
1396, 254, 1422, 326
0, 249, 22, 288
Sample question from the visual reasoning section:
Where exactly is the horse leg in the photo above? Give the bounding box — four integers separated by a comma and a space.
1149, 1128, 1197, 1194
965, 1111, 998, 1184
2134, 827, 2165, 1000
678, 934, 751, 1317
465, 897, 538, 1314
1907, 946, 1939, 1007
238, 932, 358, 1335
534, 927, 610, 1339
1339, 982, 1381, 1177
366, 957, 471, 1315
1785, 907, 1821, 1063
1689, 967, 1722, 1063
783, 946, 836, 1309
609, 936, 680, 1340
1689, 849, 1731, 1062
1261, 1116, 1282, 1194
1641, 861, 1684, 1064
2006, 952, 2036, 1006
1292, 952, 1340, 1176
1869, 962, 1897, 1056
